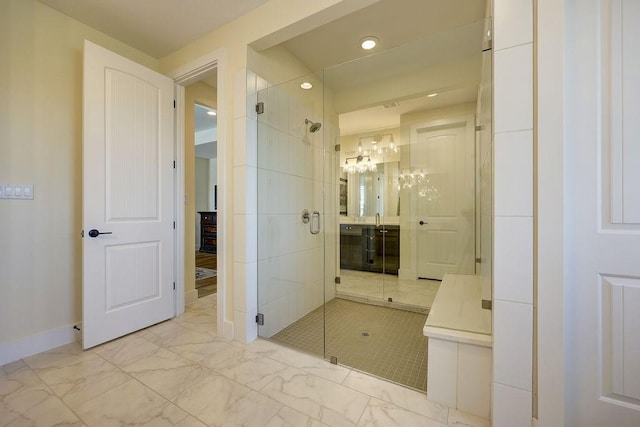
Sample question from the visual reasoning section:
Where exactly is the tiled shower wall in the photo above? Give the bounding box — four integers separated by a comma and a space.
492, 0, 534, 425
251, 71, 338, 339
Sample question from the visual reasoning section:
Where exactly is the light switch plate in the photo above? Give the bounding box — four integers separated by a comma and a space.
0, 183, 34, 199
22, 184, 34, 199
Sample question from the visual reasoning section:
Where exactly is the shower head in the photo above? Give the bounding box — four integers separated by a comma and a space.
305, 118, 322, 133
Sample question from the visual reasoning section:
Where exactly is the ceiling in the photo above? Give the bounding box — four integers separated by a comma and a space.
271, 0, 487, 134
36, 0, 269, 58
281, 0, 486, 76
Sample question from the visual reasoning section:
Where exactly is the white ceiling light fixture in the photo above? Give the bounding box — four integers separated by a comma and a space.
207, 110, 217, 116
360, 36, 379, 50
427, 93, 438, 98
300, 82, 313, 90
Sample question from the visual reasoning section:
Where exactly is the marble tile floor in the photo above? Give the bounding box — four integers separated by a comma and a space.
0, 294, 489, 426
338, 270, 441, 311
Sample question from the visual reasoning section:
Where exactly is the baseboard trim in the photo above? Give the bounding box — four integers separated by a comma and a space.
0, 323, 81, 366
184, 289, 198, 306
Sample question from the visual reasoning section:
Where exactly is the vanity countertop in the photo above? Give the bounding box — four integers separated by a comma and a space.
339, 216, 400, 226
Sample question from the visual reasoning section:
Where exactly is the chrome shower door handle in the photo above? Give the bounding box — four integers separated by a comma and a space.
310, 211, 321, 235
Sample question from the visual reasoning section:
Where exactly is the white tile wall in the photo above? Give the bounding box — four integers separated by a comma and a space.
235, 309, 258, 344
252, 72, 333, 339
427, 339, 458, 407
233, 117, 247, 167
493, 0, 534, 423
493, 300, 533, 391
494, 217, 533, 304
234, 214, 257, 264
233, 69, 258, 344
245, 117, 258, 168
494, 130, 533, 216
493, 382, 532, 427
246, 70, 258, 122
233, 166, 257, 214
458, 344, 492, 419
494, 44, 533, 133
494, 0, 533, 51
234, 261, 258, 312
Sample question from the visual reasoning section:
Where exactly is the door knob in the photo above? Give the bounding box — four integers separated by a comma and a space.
419, 220, 427, 225
88, 229, 113, 238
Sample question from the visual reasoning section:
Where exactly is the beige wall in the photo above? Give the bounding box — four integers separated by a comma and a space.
0, 0, 376, 351
0, 0, 158, 346
184, 81, 217, 300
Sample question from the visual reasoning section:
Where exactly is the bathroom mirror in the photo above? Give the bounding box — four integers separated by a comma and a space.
343, 161, 400, 218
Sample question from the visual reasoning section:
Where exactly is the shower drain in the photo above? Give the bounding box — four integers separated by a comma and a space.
361, 332, 370, 337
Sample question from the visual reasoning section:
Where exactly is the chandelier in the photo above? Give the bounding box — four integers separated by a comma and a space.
343, 154, 377, 174
398, 168, 441, 200
357, 133, 398, 156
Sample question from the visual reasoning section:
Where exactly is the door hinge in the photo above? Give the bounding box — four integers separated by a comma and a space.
81, 229, 84, 238
475, 257, 482, 263
475, 125, 483, 131
256, 102, 264, 115
173, 221, 176, 229
335, 276, 341, 284
173, 160, 176, 169
482, 39, 492, 52
173, 282, 176, 290
173, 100, 176, 108
482, 299, 492, 310
330, 356, 338, 365
256, 313, 264, 325
335, 144, 341, 152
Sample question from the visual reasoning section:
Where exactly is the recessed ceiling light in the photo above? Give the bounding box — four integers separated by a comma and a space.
427, 93, 438, 98
207, 110, 217, 116
360, 36, 379, 50
300, 82, 313, 90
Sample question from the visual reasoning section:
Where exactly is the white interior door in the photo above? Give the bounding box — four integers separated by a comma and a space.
82, 41, 175, 349
413, 121, 474, 280
565, 0, 640, 424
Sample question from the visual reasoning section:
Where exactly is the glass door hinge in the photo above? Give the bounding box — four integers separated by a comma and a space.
256, 313, 264, 325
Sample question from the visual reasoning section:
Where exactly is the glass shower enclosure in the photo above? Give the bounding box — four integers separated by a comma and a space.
254, 17, 493, 392
256, 71, 338, 357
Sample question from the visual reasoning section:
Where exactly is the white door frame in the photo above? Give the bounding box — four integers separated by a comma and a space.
167, 48, 228, 338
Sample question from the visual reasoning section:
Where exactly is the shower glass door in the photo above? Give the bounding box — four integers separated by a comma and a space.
256, 71, 337, 359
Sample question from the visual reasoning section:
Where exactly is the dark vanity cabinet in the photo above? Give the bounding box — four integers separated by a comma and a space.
340, 224, 399, 274
199, 211, 217, 253
339, 225, 364, 270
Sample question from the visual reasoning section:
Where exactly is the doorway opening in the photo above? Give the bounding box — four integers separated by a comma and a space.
184, 75, 219, 303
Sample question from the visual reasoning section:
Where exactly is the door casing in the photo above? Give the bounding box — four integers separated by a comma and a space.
168, 48, 229, 339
